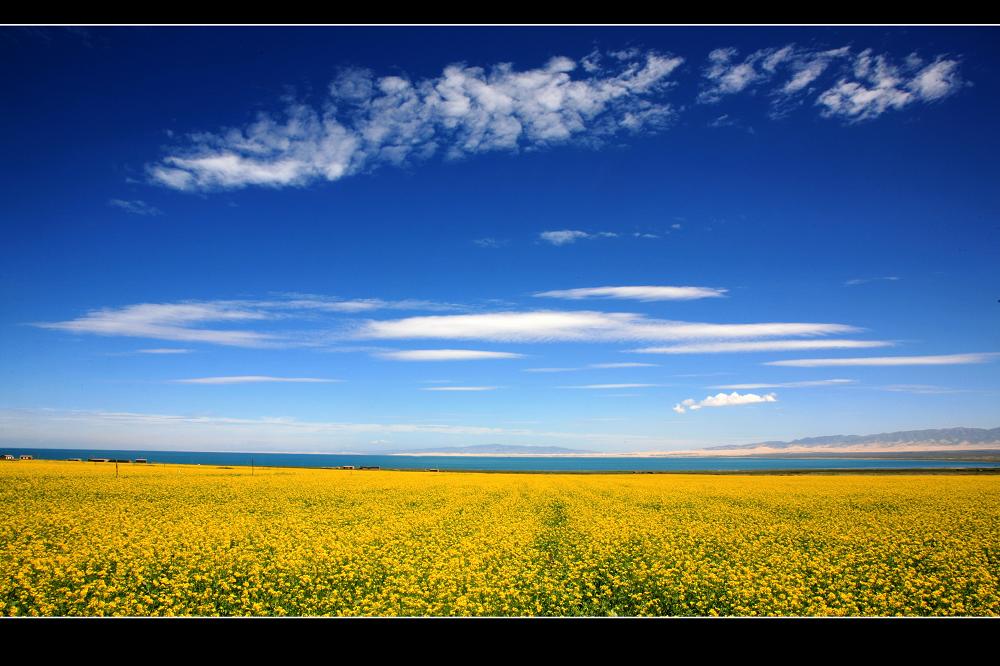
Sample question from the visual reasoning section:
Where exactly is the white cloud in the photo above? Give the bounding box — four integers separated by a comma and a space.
35, 296, 462, 348
700, 47, 770, 102
36, 301, 280, 348
538, 230, 619, 245
540, 230, 591, 245
630, 339, 891, 354
525, 362, 658, 372
710, 379, 855, 389
767, 353, 999, 367
473, 237, 508, 248
150, 51, 684, 192
421, 386, 499, 391
562, 384, 659, 390
673, 391, 777, 414
173, 376, 342, 384
699, 45, 964, 121
534, 285, 727, 301
0, 407, 675, 451
377, 349, 525, 361
108, 199, 163, 216
700, 44, 843, 105
878, 384, 965, 395
275, 295, 461, 313
909, 58, 964, 100
360, 310, 858, 343
844, 276, 900, 286
589, 362, 658, 368
817, 51, 965, 122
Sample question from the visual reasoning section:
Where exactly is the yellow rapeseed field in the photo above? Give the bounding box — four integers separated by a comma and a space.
1, 460, 998, 616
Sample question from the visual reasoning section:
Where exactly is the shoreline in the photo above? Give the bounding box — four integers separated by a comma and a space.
7, 457, 1000, 477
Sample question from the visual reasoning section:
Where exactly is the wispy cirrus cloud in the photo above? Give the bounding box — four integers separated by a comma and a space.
143, 46, 967, 194
878, 384, 967, 395
534, 285, 727, 301
36, 301, 280, 348
767, 353, 999, 367
539, 230, 618, 246
376, 349, 525, 361
699, 45, 966, 121
108, 198, 163, 216
149, 51, 684, 192
34, 296, 463, 348
817, 51, 965, 122
421, 386, 499, 392
589, 362, 658, 369
561, 383, 660, 390
0, 407, 675, 451
844, 276, 900, 286
524, 362, 658, 373
709, 379, 855, 389
473, 237, 509, 248
673, 391, 777, 414
631, 339, 891, 354
359, 310, 858, 344
173, 376, 343, 384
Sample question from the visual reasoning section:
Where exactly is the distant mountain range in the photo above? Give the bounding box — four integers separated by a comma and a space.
706, 427, 1000, 453
382, 444, 591, 456
357, 429, 1000, 458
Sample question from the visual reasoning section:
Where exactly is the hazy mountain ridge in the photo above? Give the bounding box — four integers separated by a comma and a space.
708, 427, 1000, 451
381, 444, 592, 455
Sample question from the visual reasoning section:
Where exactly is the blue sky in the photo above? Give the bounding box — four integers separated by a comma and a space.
1, 26, 998, 453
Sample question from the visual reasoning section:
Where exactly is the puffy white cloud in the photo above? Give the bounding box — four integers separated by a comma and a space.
150, 51, 684, 191
534, 286, 727, 301
767, 353, 999, 367
376, 349, 525, 361
673, 391, 777, 414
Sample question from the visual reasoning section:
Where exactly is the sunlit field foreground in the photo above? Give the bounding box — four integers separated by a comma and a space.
3, 460, 998, 616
